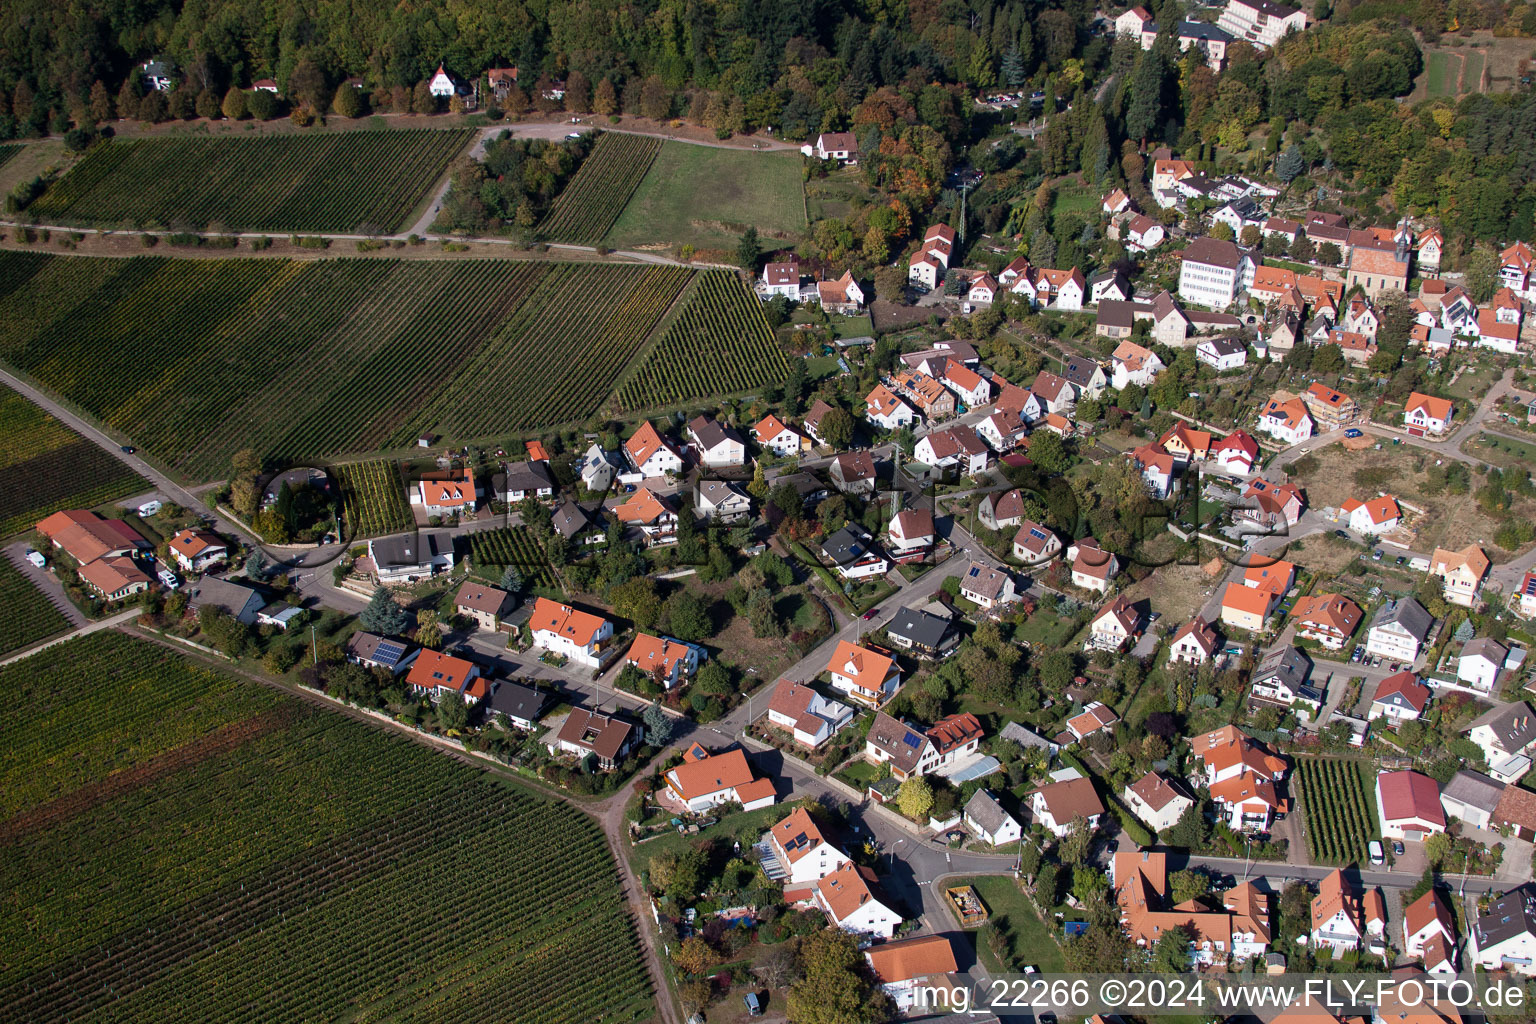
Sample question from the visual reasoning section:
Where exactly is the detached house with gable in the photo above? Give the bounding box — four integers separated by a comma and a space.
766, 680, 854, 749
416, 468, 478, 517
764, 806, 850, 884
825, 640, 901, 707
1404, 392, 1454, 436
686, 415, 746, 468
1310, 868, 1385, 954
625, 421, 684, 478
529, 597, 613, 668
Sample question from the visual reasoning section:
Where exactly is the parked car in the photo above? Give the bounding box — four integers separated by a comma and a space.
1395, 556, 1407, 566
137, 500, 163, 517
1392, 840, 1405, 857
1372, 549, 1383, 561
1334, 529, 1349, 539
24, 549, 44, 568
1368, 841, 1384, 865
1344, 428, 1363, 438
158, 568, 181, 590
862, 608, 880, 620
120, 445, 136, 454
743, 992, 763, 1017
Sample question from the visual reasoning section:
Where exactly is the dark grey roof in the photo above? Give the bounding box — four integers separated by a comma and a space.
688, 415, 742, 452
1000, 721, 1058, 752
1201, 335, 1247, 357
1223, 196, 1261, 220
1368, 597, 1434, 642
370, 532, 450, 569
1469, 701, 1536, 752
1441, 769, 1505, 815
964, 789, 1016, 835
1474, 883, 1536, 951
347, 631, 412, 669
1182, 236, 1244, 270
1096, 301, 1136, 330
886, 606, 953, 649
500, 460, 555, 494
142, 60, 175, 76
189, 576, 266, 624
1178, 19, 1233, 42
1464, 636, 1510, 665
821, 524, 880, 569
484, 680, 547, 722
551, 500, 594, 539
768, 472, 826, 501
1253, 644, 1311, 692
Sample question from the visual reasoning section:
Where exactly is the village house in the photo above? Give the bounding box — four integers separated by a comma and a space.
1030, 370, 1076, 415
754, 413, 806, 457
664, 743, 775, 812
483, 680, 547, 732
865, 383, 918, 430
77, 556, 153, 601
1402, 890, 1457, 974
1429, 543, 1490, 608
1068, 537, 1120, 594
765, 807, 850, 884
1249, 644, 1313, 705
1300, 383, 1359, 430
1257, 396, 1313, 445
813, 132, 858, 162
1062, 356, 1108, 399
976, 409, 1028, 452
552, 500, 602, 546
966, 272, 998, 306
1439, 769, 1504, 831
1197, 335, 1248, 371
497, 460, 556, 503
1375, 769, 1446, 841
1113, 850, 1274, 967
346, 631, 419, 675
1178, 236, 1255, 310
1212, 431, 1260, 474
368, 533, 454, 583
1158, 423, 1213, 463
614, 486, 678, 546
1110, 341, 1165, 389
1066, 701, 1120, 742
579, 444, 622, 493
800, 862, 900, 940
694, 479, 751, 522
1310, 868, 1385, 954
893, 371, 956, 420
625, 633, 704, 689
1089, 268, 1133, 304
169, 528, 227, 573
1028, 770, 1105, 836
1341, 495, 1400, 536
958, 561, 1016, 609
1403, 392, 1454, 436
940, 361, 992, 408
624, 421, 684, 478
1124, 772, 1195, 833
1130, 444, 1175, 499
1168, 616, 1219, 666
1235, 478, 1305, 532
1459, 636, 1509, 694
829, 451, 877, 495
887, 508, 935, 563
529, 597, 613, 668
908, 252, 943, 291
1190, 725, 1289, 831
547, 708, 641, 770
816, 271, 865, 314
821, 523, 889, 580
37, 509, 150, 567
884, 605, 957, 659
914, 425, 990, 478
761, 261, 802, 299
865, 711, 984, 780
1466, 700, 1536, 773
1365, 598, 1433, 665
964, 790, 1022, 847
1345, 245, 1410, 298
453, 581, 515, 632
1086, 596, 1141, 652
825, 640, 901, 707
765, 680, 854, 748
686, 415, 746, 468
406, 648, 488, 704
1471, 883, 1536, 974
1011, 519, 1062, 564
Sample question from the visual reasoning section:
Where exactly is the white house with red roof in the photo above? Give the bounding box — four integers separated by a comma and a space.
1111, 341, 1165, 390
529, 597, 613, 668
406, 649, 486, 703
1499, 240, 1535, 299
427, 64, 462, 98
664, 743, 776, 812
754, 413, 805, 457
1011, 519, 1062, 564
1123, 771, 1195, 832
866, 384, 917, 430
1212, 431, 1260, 474
1342, 494, 1400, 536
1376, 769, 1446, 840
1257, 396, 1313, 445
825, 640, 901, 707
416, 468, 477, 517
977, 409, 1028, 452
1169, 617, 1219, 666
805, 862, 900, 939
1236, 478, 1305, 531
625, 633, 704, 689
1403, 392, 1454, 436
1368, 671, 1431, 724
967, 273, 998, 306
761, 261, 802, 299
941, 361, 992, 407
887, 508, 935, 562
1032, 267, 1086, 310
1403, 890, 1457, 974
915, 426, 990, 477
169, 528, 228, 573
1475, 309, 1520, 353
765, 806, 850, 884
624, 421, 684, 477
816, 270, 865, 313
908, 252, 943, 290
1066, 701, 1120, 741
1190, 725, 1289, 831
766, 680, 854, 748
1130, 444, 1176, 499
1068, 537, 1119, 594
813, 132, 859, 162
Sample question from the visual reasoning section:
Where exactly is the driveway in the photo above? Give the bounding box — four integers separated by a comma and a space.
4, 541, 85, 629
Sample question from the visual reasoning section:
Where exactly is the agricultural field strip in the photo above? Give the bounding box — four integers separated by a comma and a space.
0, 633, 652, 1023
468, 527, 559, 590
0, 386, 147, 537
29, 131, 474, 233
0, 557, 68, 656
334, 460, 414, 537
1296, 758, 1377, 864
537, 132, 662, 244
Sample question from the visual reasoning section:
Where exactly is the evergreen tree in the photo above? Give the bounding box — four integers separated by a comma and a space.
1124, 49, 1166, 142
1275, 143, 1305, 183
499, 565, 523, 593
643, 701, 674, 744
360, 587, 408, 634
1001, 46, 1027, 88
736, 226, 760, 271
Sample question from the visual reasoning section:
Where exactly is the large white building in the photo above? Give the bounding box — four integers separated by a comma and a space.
1178, 237, 1255, 310
1216, 0, 1308, 49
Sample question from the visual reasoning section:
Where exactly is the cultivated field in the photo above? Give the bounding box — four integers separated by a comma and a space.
469, 526, 561, 591
0, 557, 69, 655
1295, 757, 1379, 865
603, 142, 806, 250
617, 270, 789, 411
28, 130, 474, 232
0, 386, 147, 536
538, 132, 662, 244
0, 253, 781, 479
0, 144, 21, 171
0, 632, 654, 1024
333, 459, 414, 537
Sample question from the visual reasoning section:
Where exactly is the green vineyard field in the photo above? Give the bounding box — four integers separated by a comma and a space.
618, 270, 789, 411
1295, 757, 1378, 865
0, 557, 68, 656
333, 460, 414, 537
0, 144, 22, 171
28, 130, 474, 232
468, 527, 560, 591
0, 386, 147, 536
537, 132, 662, 244
0, 632, 654, 1024
0, 253, 787, 480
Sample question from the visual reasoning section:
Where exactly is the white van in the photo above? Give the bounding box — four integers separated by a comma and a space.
158, 568, 181, 590
1368, 840, 1384, 866
24, 549, 45, 568
137, 500, 163, 517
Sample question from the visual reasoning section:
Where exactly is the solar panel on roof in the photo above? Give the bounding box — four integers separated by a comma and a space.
374, 640, 406, 663
1029, 528, 1046, 540
902, 732, 923, 748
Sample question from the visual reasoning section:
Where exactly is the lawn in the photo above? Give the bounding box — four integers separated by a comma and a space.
1445, 361, 1499, 403
0, 631, 654, 1023
1016, 609, 1079, 650
1424, 51, 1463, 98
834, 759, 884, 791
1048, 179, 1098, 220
1462, 51, 1486, 92
603, 142, 806, 251
1466, 431, 1536, 473
952, 875, 1066, 974
630, 804, 789, 874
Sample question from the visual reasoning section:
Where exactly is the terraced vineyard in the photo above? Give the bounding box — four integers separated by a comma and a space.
0, 557, 69, 656
1295, 757, 1378, 865
0, 144, 22, 171
0, 385, 147, 536
0, 632, 654, 1024
469, 527, 560, 592
28, 130, 473, 232
618, 270, 789, 411
537, 132, 662, 244
334, 460, 413, 537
